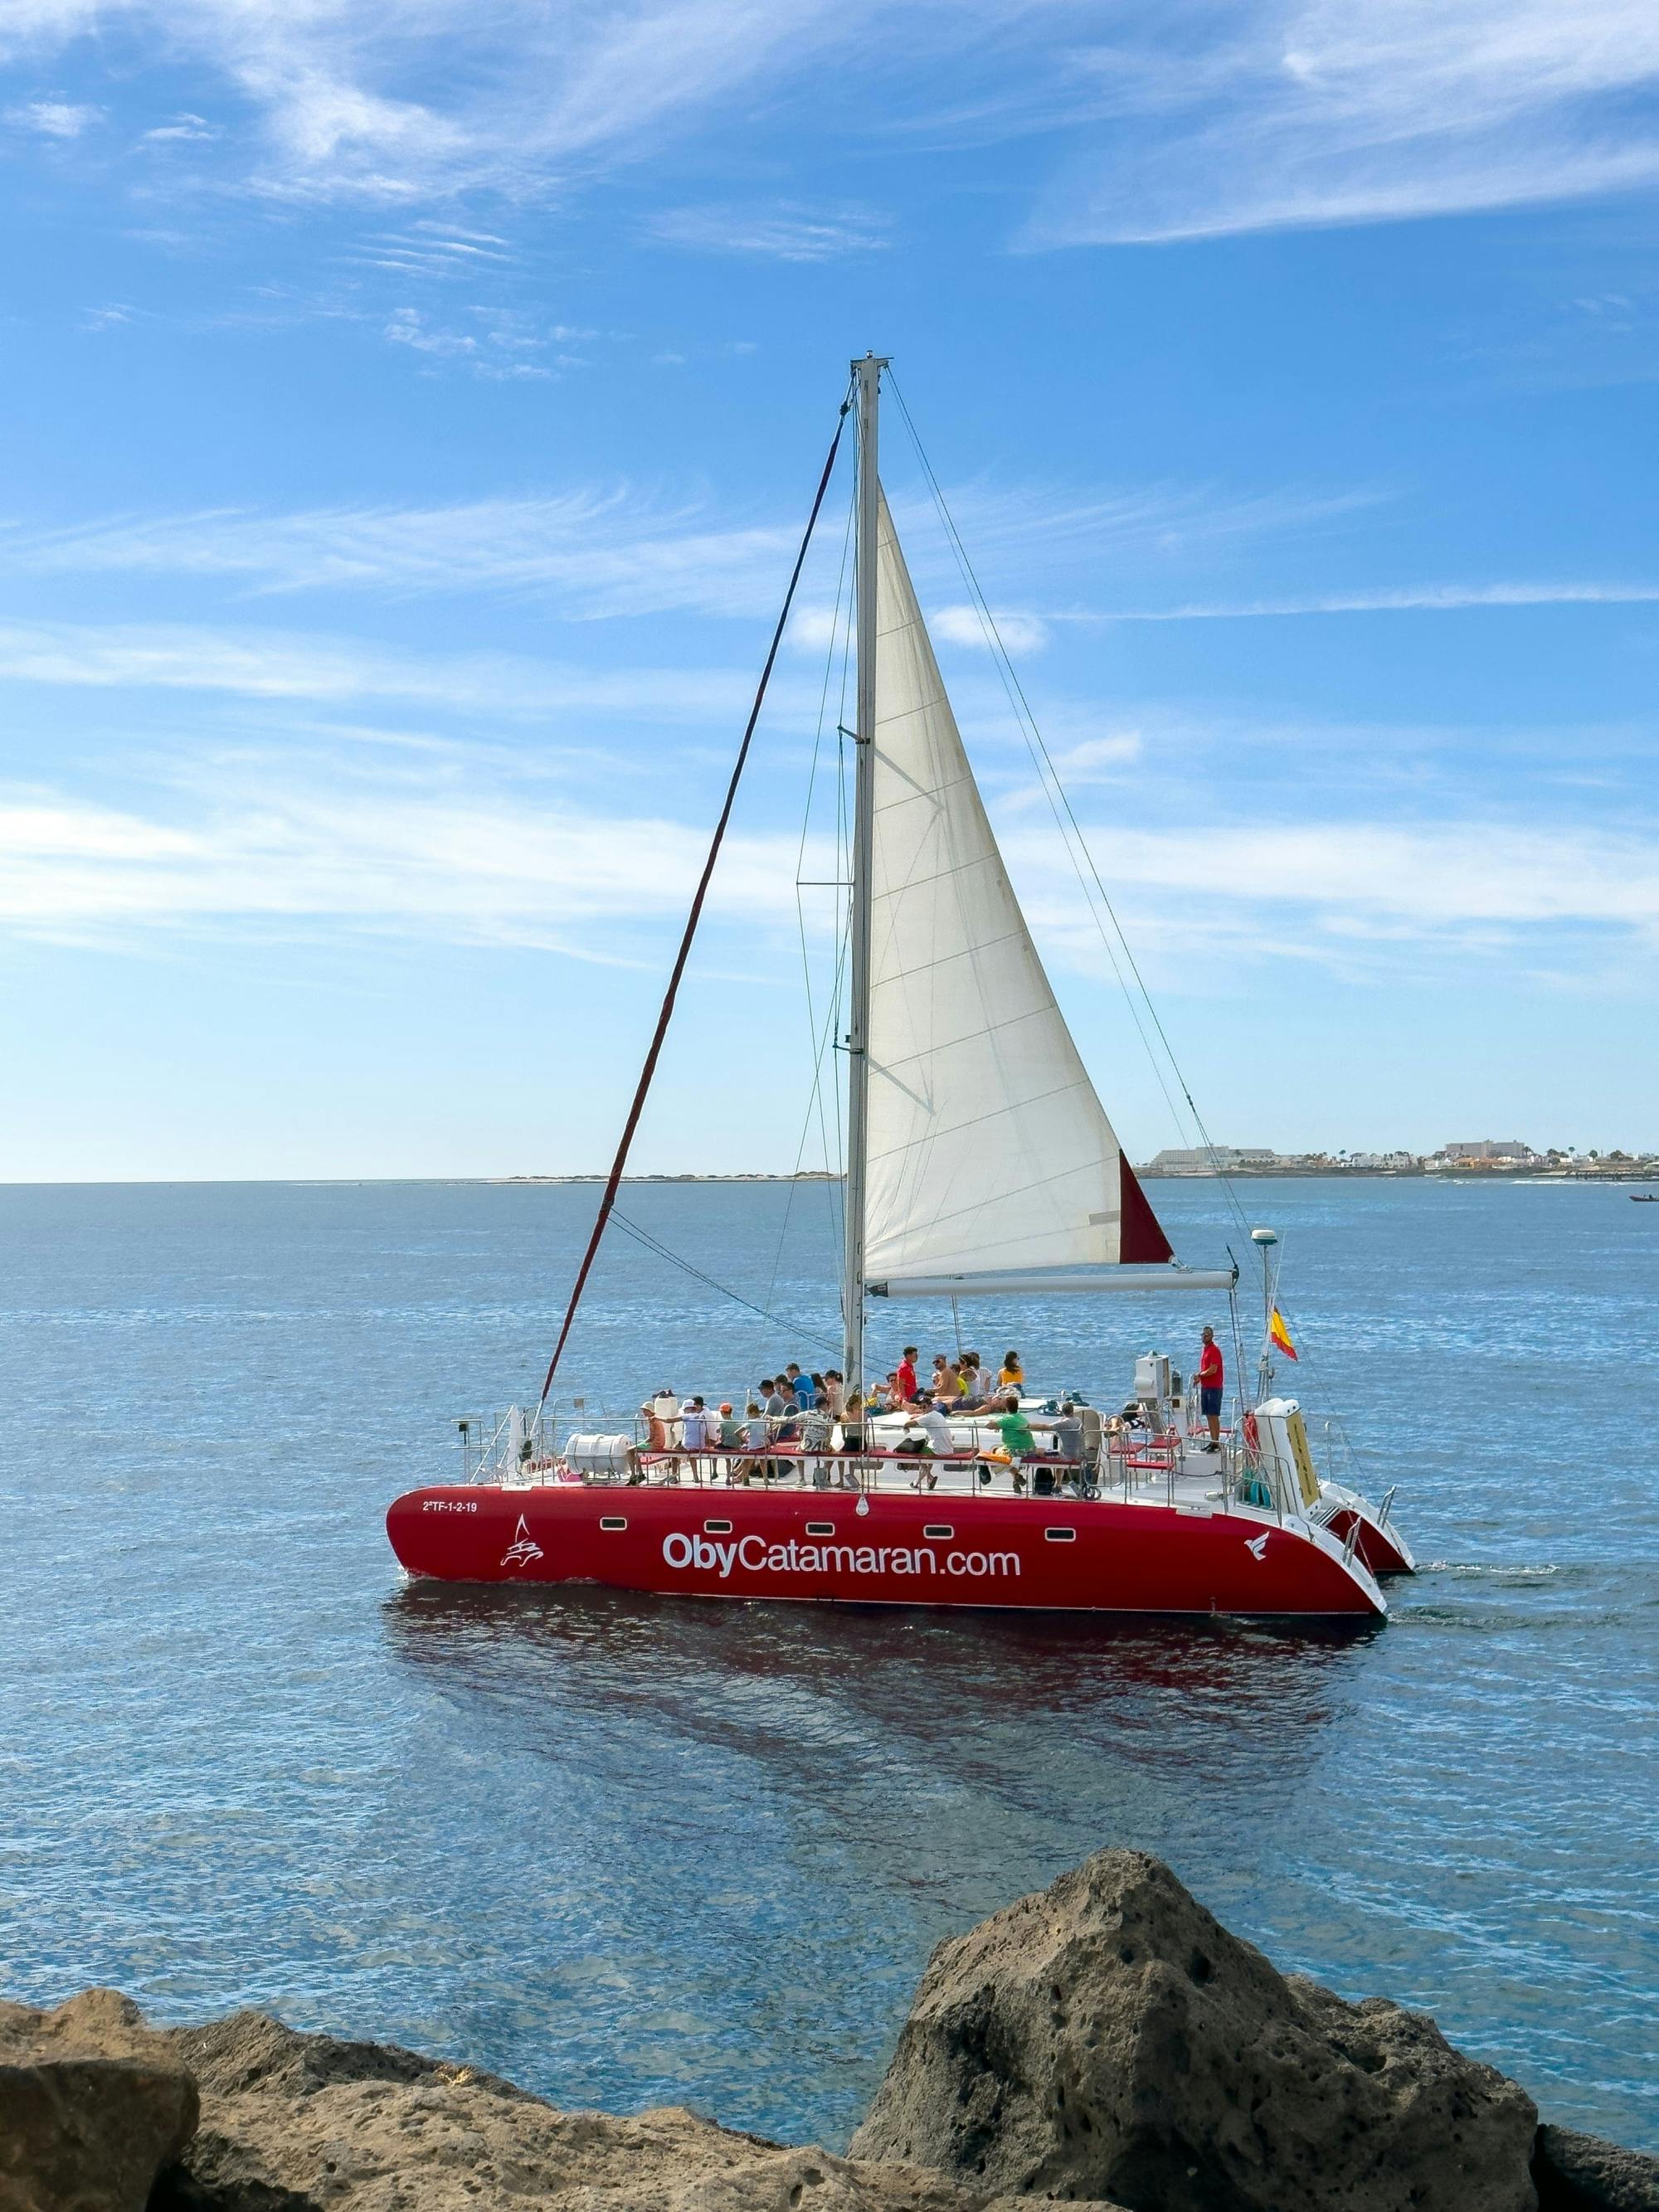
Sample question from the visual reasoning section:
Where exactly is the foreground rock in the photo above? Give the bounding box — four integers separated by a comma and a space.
0, 1991, 1126, 2212
0, 2049, 196, 2212
1533, 2127, 1659, 2212
4, 1855, 1655, 2212
850, 1848, 1540, 2212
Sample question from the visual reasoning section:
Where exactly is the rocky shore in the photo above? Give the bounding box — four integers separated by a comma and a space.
2, 1851, 1653, 2212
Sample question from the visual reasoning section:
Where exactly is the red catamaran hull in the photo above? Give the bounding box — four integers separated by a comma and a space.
387, 1484, 1386, 1618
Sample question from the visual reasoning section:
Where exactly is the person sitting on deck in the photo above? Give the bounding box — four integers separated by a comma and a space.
996, 1394, 1037, 1491
648, 1385, 678, 1451
718, 1403, 742, 1451
880, 1370, 904, 1412
839, 1389, 864, 1461
796, 1369, 820, 1412
958, 1354, 990, 1407
822, 1369, 845, 1418
680, 1398, 709, 1454
998, 1350, 1024, 1391
764, 1378, 789, 1422
919, 1393, 955, 1464
733, 1402, 768, 1485
1053, 1402, 1082, 1467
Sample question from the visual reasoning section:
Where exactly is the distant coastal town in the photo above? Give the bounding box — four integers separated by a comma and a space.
510, 1140, 1657, 1186
1139, 1140, 1658, 1179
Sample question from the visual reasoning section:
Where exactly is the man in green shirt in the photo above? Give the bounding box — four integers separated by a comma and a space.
996, 1396, 1036, 1460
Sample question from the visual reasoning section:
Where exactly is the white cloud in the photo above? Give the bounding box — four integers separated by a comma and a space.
0, 759, 823, 955
1030, 0, 1659, 243
648, 202, 891, 260
142, 112, 219, 143
5, 751, 1656, 984
383, 305, 477, 357
0, 0, 867, 201
1047, 732, 1143, 776
6, 96, 99, 137
4, 0, 1658, 234
0, 474, 1372, 620
932, 603, 1048, 655
0, 616, 769, 721
1024, 819, 1659, 934
1080, 580, 1659, 621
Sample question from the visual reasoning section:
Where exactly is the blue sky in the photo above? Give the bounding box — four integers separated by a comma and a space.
2, 0, 1657, 1179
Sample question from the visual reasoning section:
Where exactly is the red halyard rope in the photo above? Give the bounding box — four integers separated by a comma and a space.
538, 397, 853, 1408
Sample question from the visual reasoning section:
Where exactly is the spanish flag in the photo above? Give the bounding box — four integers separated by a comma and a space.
1268, 1308, 1298, 1360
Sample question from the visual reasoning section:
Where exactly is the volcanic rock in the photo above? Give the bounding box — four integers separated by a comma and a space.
0, 1991, 198, 2212
849, 1847, 1540, 2212
0, 1993, 1127, 2212
1533, 2126, 1659, 2212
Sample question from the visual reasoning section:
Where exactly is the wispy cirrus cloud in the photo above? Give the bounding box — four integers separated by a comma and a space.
647, 202, 891, 260
1029, 0, 1659, 244
0, 474, 1381, 619
0, 0, 869, 201
0, 615, 771, 721
6, 0, 1659, 237
0, 755, 824, 956
6, 744, 1657, 983
1075, 579, 1659, 621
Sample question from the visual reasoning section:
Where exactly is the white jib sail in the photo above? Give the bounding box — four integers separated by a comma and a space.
863, 489, 1154, 1283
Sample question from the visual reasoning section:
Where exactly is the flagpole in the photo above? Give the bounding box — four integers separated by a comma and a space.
1252, 1226, 1280, 1400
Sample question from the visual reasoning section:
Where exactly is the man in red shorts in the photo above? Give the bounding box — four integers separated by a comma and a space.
1197, 1325, 1224, 1451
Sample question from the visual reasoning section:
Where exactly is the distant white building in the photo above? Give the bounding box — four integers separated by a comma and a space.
1143, 1145, 1277, 1176
1439, 1140, 1535, 1164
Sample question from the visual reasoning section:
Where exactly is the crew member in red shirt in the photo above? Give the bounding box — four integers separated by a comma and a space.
895, 1346, 919, 1405
1197, 1325, 1224, 1451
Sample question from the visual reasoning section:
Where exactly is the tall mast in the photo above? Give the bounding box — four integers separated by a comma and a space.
843, 352, 887, 1399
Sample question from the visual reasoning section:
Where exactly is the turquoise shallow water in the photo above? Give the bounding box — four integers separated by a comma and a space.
1, 1175, 1655, 2152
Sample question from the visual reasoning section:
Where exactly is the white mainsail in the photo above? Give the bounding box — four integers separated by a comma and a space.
862, 489, 1170, 1286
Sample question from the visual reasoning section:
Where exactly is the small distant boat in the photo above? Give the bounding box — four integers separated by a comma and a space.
1633, 1194, 1659, 1203
387, 356, 1410, 1621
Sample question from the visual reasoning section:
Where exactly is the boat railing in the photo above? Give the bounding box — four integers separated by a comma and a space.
1316, 1414, 1367, 1496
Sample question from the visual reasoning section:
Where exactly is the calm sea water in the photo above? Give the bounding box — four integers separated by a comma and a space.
2, 1177, 1655, 2152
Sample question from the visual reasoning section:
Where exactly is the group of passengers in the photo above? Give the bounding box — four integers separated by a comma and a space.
635, 1343, 1097, 1491
877, 1345, 1024, 1414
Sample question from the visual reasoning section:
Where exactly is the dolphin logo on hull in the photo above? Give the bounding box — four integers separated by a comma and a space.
501, 1514, 544, 1569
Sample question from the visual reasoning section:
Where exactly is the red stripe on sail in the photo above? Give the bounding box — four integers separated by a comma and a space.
1119, 1155, 1174, 1264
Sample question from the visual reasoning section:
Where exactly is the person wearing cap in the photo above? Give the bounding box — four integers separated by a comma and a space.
717, 1402, 742, 1451
919, 1393, 955, 1463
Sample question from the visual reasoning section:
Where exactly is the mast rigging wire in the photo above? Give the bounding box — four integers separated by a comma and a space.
608, 1208, 842, 1358
535, 388, 854, 1409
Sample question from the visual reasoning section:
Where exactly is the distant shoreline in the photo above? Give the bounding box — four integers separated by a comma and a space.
498, 1167, 1657, 1186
